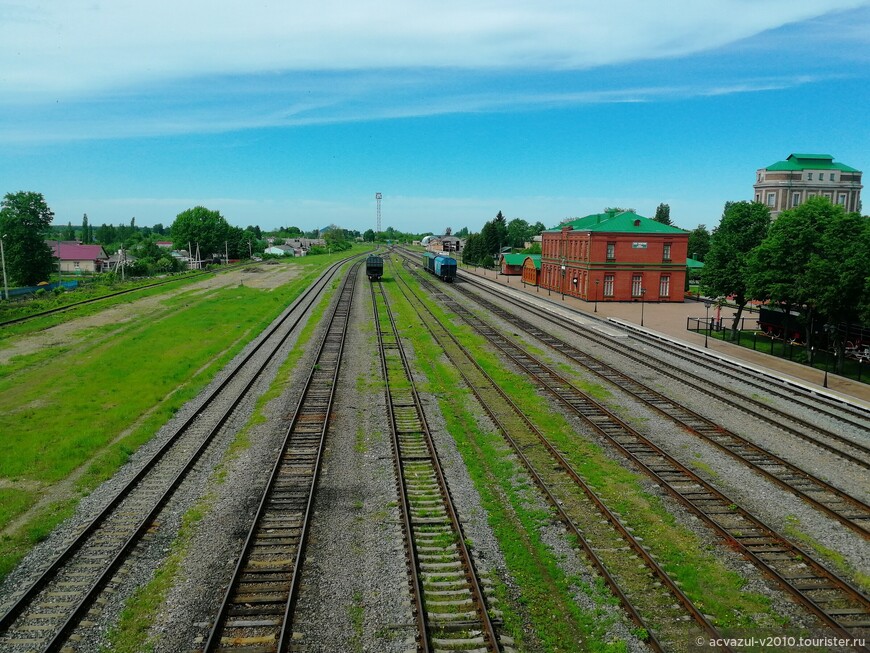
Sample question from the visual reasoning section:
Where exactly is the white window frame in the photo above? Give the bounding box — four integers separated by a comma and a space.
603, 274, 614, 297
631, 275, 643, 297
659, 275, 670, 297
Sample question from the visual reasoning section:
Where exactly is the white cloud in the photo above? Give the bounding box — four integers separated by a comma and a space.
2, 0, 868, 100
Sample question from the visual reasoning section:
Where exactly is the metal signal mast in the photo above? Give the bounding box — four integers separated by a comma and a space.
375, 192, 382, 234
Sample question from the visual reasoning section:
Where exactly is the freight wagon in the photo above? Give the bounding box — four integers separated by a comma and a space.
423, 252, 457, 282
366, 255, 383, 281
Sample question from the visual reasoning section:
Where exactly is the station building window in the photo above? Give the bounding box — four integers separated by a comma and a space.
603, 274, 614, 297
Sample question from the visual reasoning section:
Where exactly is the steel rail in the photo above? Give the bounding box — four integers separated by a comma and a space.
372, 275, 501, 653
403, 261, 870, 644
0, 257, 355, 652
458, 266, 870, 433
202, 259, 360, 653
442, 278, 870, 539
454, 267, 870, 468
0, 264, 246, 328
391, 258, 734, 652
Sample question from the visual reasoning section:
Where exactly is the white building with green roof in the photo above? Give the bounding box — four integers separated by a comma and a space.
754, 153, 862, 218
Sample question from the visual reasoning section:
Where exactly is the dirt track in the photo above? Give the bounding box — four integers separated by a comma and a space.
0, 263, 299, 366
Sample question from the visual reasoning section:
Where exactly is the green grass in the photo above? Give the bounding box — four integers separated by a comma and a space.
100, 277, 341, 647
783, 515, 870, 593
0, 272, 212, 341
391, 263, 787, 637
0, 487, 39, 528
386, 271, 627, 652
103, 504, 208, 653
0, 498, 78, 578
0, 255, 348, 580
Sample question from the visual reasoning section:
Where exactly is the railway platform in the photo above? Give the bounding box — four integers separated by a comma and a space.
460, 265, 870, 407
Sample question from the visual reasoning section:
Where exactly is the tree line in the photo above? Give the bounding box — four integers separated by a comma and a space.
0, 192, 361, 287
701, 198, 870, 366
461, 212, 546, 267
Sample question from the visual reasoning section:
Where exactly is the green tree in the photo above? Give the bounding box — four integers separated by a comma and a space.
506, 218, 531, 249
81, 213, 91, 243
170, 206, 231, 257
702, 201, 770, 337
480, 211, 508, 260
687, 225, 711, 261
748, 198, 869, 363
461, 233, 486, 266
63, 221, 75, 240
654, 203, 672, 225
363, 229, 376, 242
0, 191, 56, 285
95, 223, 117, 245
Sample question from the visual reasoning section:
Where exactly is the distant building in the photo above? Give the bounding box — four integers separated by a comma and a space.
425, 235, 463, 253
48, 242, 108, 273
540, 210, 688, 303
754, 153, 862, 219
264, 245, 295, 256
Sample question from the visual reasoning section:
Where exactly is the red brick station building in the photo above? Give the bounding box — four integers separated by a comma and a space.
540, 210, 688, 303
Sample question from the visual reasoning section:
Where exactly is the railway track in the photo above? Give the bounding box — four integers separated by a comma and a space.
0, 264, 245, 328
390, 258, 730, 652
0, 257, 356, 653
200, 259, 362, 652
371, 276, 505, 653
463, 268, 870, 446
400, 255, 870, 644
459, 270, 870, 470
441, 277, 870, 539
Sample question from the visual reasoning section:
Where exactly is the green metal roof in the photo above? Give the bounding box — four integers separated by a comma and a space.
686, 258, 704, 269
764, 153, 860, 173
526, 255, 542, 270
501, 253, 528, 265
546, 210, 687, 234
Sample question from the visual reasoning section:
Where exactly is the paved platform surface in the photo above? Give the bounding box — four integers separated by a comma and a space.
460, 266, 870, 408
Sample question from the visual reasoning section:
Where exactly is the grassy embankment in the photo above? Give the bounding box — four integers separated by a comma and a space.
0, 269, 216, 332
387, 262, 794, 651
103, 271, 343, 653
0, 253, 357, 580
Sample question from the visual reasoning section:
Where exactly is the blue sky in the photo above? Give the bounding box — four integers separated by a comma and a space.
1, 1, 868, 235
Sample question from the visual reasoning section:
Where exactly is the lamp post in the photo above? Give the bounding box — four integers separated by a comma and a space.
0, 235, 8, 300
560, 257, 566, 301
594, 279, 600, 313
640, 288, 646, 326
823, 324, 835, 388
704, 300, 712, 348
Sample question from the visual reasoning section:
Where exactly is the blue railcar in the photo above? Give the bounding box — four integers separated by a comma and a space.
423, 251, 457, 282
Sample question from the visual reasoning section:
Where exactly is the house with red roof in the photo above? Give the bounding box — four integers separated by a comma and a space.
48, 241, 109, 273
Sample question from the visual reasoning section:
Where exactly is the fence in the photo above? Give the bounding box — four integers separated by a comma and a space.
686, 315, 867, 384
5, 280, 79, 298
